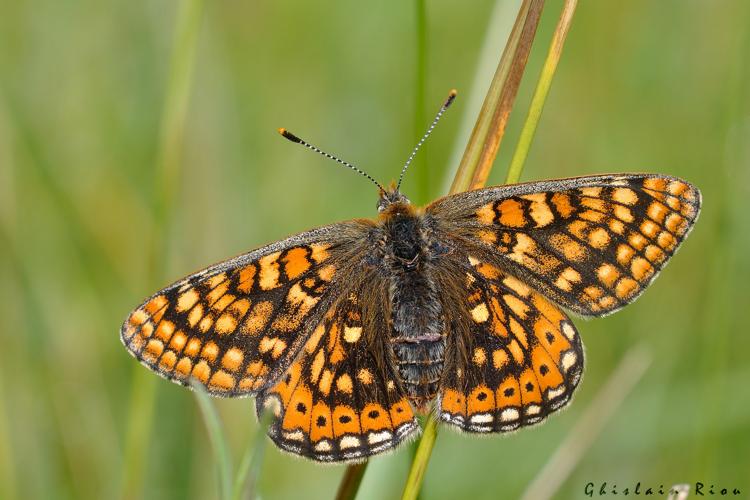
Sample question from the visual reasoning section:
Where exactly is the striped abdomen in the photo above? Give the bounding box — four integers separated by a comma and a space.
389, 270, 445, 408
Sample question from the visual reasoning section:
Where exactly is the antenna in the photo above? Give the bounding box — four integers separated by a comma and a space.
396, 89, 457, 191
278, 128, 384, 191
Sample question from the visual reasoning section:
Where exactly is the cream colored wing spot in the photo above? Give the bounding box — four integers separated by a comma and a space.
258, 252, 281, 290
561, 351, 577, 371
471, 303, 490, 323
611, 187, 638, 205
500, 408, 519, 422
526, 198, 555, 227
309, 243, 331, 263
614, 205, 634, 223
597, 264, 620, 288
473, 347, 487, 366
476, 203, 496, 225
561, 321, 576, 341
367, 430, 392, 445
176, 289, 200, 312
343, 326, 362, 343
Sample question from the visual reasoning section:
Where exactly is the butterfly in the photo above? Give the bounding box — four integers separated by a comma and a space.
121, 91, 701, 463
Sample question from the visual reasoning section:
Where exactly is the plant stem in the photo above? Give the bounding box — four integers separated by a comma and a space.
400, 415, 439, 500
232, 443, 256, 500
506, 0, 578, 184
120, 370, 157, 500
192, 382, 233, 500
335, 462, 369, 500
235, 408, 273, 500
451, 0, 546, 193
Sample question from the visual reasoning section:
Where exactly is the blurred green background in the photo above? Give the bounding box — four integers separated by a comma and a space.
1, 1, 749, 499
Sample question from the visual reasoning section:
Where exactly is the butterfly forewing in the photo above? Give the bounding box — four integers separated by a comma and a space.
428, 174, 701, 317
120, 223, 370, 397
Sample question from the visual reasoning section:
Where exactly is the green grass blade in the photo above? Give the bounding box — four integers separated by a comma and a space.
400, 415, 438, 500
119, 1, 204, 498
192, 381, 233, 500
506, 0, 578, 184
450, 0, 546, 193
120, 371, 157, 500
235, 408, 274, 500
232, 443, 255, 500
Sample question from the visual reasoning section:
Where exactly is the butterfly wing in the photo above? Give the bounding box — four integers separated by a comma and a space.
437, 254, 583, 432
120, 221, 375, 397
257, 278, 420, 462
427, 174, 701, 317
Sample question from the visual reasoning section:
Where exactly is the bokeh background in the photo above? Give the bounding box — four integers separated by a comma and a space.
1, 1, 749, 499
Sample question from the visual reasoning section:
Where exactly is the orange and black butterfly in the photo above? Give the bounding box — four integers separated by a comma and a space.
121, 91, 701, 462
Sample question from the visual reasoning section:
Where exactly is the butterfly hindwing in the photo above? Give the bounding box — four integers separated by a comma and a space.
120, 222, 372, 397
428, 174, 701, 317
258, 283, 420, 462
438, 255, 583, 432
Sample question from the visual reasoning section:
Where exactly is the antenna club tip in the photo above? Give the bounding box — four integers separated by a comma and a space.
278, 128, 302, 143
444, 89, 458, 107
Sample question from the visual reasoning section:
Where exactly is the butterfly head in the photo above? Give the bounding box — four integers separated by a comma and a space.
377, 185, 411, 213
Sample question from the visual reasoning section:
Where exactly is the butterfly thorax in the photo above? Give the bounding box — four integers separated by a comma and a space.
379, 198, 446, 410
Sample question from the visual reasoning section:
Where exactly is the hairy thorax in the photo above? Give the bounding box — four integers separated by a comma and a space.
378, 203, 446, 409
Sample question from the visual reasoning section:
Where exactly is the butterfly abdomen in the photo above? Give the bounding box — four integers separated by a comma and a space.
383, 210, 446, 409
390, 271, 445, 408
